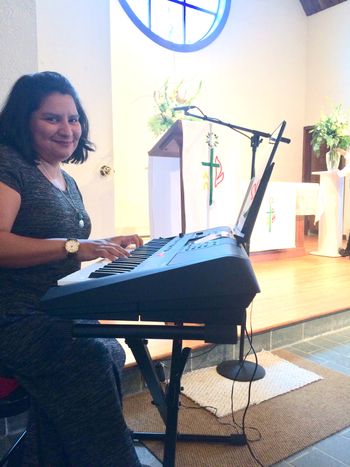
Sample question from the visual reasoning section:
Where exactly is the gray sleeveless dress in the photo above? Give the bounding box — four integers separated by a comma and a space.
0, 146, 141, 466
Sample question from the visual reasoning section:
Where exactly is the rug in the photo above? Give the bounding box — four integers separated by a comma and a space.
124, 350, 350, 466
181, 350, 322, 417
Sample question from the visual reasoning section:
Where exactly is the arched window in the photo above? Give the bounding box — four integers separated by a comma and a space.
119, 0, 231, 52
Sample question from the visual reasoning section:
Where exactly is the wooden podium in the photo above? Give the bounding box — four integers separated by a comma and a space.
148, 120, 185, 238
311, 170, 344, 257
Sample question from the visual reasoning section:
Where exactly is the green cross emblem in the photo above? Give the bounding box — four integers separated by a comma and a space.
266, 200, 275, 232
202, 131, 219, 206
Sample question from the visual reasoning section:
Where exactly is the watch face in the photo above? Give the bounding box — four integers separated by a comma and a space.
65, 239, 79, 254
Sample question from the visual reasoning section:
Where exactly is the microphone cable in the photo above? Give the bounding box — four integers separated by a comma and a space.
238, 303, 265, 467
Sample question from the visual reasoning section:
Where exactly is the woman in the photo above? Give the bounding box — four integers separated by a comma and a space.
0, 71, 145, 466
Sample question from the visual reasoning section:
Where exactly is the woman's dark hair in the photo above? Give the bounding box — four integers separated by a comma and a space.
0, 71, 94, 164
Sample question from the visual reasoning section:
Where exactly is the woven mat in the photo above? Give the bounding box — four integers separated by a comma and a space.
181, 350, 322, 417
124, 350, 350, 466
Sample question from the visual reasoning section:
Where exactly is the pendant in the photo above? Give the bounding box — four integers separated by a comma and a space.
79, 218, 85, 228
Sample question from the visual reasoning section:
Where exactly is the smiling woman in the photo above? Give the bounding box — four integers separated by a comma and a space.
119, 0, 231, 52
0, 71, 144, 466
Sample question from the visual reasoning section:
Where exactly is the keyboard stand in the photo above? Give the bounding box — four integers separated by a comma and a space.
73, 322, 247, 467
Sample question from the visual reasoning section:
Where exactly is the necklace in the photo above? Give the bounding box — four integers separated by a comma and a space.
60, 187, 85, 228
38, 163, 85, 228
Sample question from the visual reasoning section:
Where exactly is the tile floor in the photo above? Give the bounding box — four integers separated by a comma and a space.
137, 327, 350, 466
272, 327, 350, 467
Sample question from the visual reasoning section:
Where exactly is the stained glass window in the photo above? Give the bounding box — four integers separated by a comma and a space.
119, 0, 231, 52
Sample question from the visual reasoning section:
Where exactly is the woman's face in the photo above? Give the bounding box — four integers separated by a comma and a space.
30, 92, 82, 164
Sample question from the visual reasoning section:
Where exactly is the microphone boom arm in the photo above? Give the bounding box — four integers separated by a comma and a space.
183, 108, 290, 178
184, 110, 291, 144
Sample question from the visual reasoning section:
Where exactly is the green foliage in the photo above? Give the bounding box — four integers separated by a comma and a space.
148, 79, 202, 137
310, 105, 350, 157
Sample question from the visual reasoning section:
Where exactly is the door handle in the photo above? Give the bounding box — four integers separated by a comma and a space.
100, 165, 112, 176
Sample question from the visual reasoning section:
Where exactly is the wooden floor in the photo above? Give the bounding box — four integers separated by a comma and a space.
120, 236, 350, 365
250, 236, 350, 332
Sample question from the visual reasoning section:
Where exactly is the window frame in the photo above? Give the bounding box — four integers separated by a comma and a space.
118, 0, 231, 52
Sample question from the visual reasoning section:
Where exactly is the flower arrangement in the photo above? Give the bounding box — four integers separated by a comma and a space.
310, 105, 350, 168
148, 79, 202, 137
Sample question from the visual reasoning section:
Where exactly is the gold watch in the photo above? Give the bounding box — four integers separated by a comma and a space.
64, 239, 80, 257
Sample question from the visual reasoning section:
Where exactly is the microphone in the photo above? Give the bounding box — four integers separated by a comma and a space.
173, 105, 197, 112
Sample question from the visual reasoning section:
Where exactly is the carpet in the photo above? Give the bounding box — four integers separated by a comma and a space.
124, 350, 350, 466
181, 350, 322, 417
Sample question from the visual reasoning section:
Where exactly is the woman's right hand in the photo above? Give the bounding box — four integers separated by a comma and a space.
77, 238, 131, 262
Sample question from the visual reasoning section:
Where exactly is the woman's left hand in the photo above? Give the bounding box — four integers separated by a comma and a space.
106, 234, 144, 250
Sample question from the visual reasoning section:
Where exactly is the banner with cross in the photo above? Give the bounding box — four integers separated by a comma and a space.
181, 120, 240, 232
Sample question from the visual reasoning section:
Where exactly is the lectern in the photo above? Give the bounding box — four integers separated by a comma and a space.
148, 120, 184, 238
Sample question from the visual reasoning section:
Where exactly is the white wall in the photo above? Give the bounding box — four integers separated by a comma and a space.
306, 1, 350, 123
0, 0, 38, 107
111, 0, 307, 234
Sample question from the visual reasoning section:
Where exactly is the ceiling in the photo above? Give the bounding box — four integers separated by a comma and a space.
299, 0, 347, 16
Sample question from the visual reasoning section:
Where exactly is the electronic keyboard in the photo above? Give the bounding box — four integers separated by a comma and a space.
40, 226, 260, 325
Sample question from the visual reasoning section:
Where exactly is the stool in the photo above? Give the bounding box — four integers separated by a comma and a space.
0, 365, 30, 467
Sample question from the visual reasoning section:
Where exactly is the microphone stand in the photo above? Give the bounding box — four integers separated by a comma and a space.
181, 107, 290, 382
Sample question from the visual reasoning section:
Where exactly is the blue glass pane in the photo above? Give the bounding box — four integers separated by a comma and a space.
151, 0, 183, 43
186, 9, 215, 44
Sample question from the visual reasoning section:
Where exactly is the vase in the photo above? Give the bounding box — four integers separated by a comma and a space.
326, 149, 341, 170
